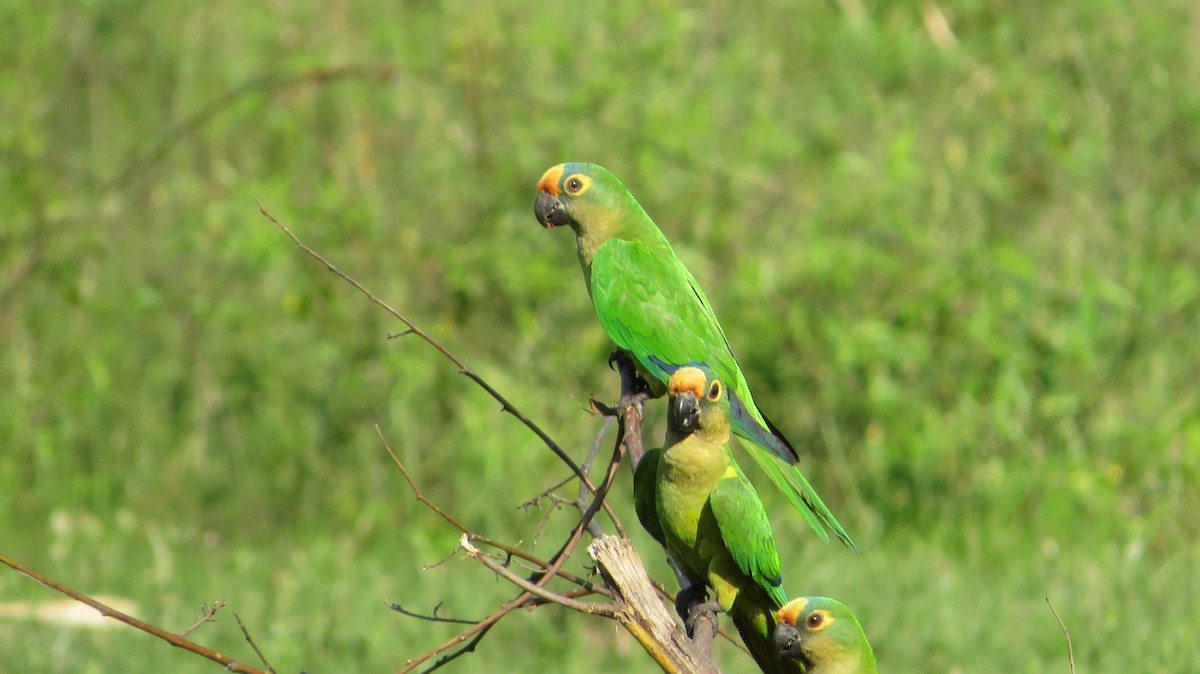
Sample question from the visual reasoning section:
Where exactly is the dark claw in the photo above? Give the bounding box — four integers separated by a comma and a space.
631, 373, 654, 396
673, 584, 708, 622
607, 348, 625, 371
684, 601, 724, 638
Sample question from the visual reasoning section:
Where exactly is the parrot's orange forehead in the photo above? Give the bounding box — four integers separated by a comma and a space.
537, 165, 564, 196
777, 598, 809, 626
667, 367, 708, 399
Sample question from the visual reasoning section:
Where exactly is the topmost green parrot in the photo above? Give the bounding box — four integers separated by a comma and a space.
533, 162, 855, 549
774, 596, 877, 674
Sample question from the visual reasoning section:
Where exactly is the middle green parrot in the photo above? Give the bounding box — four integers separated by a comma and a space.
634, 365, 802, 674
534, 162, 854, 550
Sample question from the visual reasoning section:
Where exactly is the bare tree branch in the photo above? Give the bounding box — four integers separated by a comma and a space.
388, 602, 480, 626
392, 416, 628, 673
1045, 594, 1076, 674
179, 599, 227, 637
377, 425, 607, 595
521, 416, 618, 541
261, 204, 616, 517
589, 536, 720, 674
398, 589, 530, 674
267, 209, 726, 673
460, 535, 618, 617
235, 612, 278, 674
0, 552, 267, 674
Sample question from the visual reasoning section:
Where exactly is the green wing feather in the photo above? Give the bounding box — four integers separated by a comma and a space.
591, 238, 857, 551
739, 440, 856, 550
632, 448, 665, 547
708, 465, 788, 608
589, 239, 785, 456
590, 239, 742, 390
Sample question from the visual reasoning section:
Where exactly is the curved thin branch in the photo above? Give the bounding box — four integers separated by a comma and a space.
460, 535, 617, 617
388, 602, 479, 626
234, 612, 277, 674
179, 599, 227, 637
0, 552, 266, 674
396, 424, 626, 674
262, 205, 606, 504
378, 425, 608, 595
400, 589, 531, 674
1045, 595, 1076, 674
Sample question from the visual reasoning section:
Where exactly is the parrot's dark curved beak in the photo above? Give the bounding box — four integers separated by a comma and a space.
773, 620, 805, 661
668, 391, 701, 434
534, 190, 571, 229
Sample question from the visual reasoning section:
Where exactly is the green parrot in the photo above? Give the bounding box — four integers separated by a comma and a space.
634, 365, 802, 674
774, 596, 877, 674
534, 162, 854, 550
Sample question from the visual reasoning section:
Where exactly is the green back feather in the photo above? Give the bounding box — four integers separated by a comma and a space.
548, 162, 856, 550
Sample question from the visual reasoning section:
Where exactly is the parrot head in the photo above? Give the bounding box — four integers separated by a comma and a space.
774, 597, 875, 673
533, 162, 633, 234
665, 365, 731, 439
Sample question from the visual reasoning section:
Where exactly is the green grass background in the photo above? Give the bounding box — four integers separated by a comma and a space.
3, 1, 1199, 671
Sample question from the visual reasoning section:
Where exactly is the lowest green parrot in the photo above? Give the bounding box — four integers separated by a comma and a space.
534, 162, 854, 550
634, 365, 801, 674
774, 596, 877, 674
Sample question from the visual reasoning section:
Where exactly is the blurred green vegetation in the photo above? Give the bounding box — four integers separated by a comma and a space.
2, 1, 1199, 672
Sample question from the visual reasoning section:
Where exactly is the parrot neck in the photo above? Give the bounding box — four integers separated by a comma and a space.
574, 226, 600, 290
659, 431, 730, 490
573, 209, 672, 290
812, 646, 876, 674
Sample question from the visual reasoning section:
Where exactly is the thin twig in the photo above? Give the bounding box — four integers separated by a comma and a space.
534, 427, 625, 585
385, 343, 734, 673
179, 599, 227, 637
235, 612, 278, 674
527, 587, 607, 606
397, 428, 627, 674
377, 426, 606, 593
383, 419, 618, 674
527, 493, 567, 546
517, 473, 578, 510
1045, 595, 1076, 674
518, 416, 619, 540
389, 602, 479, 626
399, 591, 528, 674
460, 535, 617, 617
579, 417, 619, 537
0, 552, 266, 674
420, 546, 462, 572
262, 204, 612, 509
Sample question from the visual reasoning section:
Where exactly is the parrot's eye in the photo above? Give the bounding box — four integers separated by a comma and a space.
563, 174, 591, 195
806, 612, 823, 629
707, 381, 722, 401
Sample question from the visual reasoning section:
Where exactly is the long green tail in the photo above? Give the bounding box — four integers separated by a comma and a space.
726, 389, 856, 550
735, 434, 858, 552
